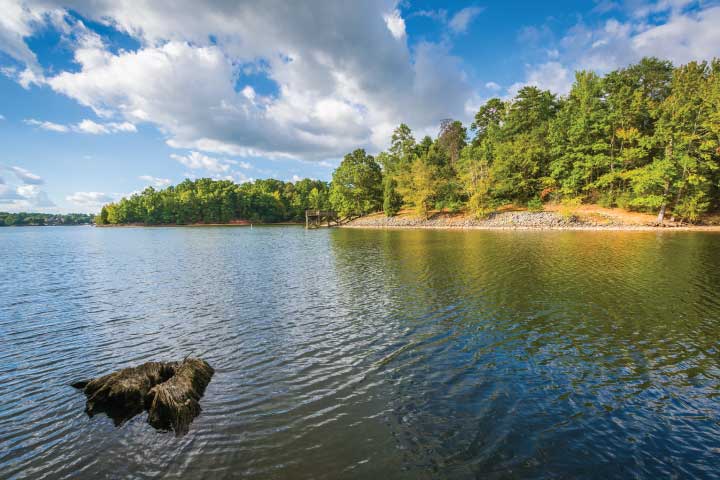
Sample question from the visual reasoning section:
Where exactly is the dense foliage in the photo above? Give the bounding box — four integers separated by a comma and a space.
99, 58, 719, 225
0, 212, 94, 226
373, 58, 720, 223
97, 178, 330, 225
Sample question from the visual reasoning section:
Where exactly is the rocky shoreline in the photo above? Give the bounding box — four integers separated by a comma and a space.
343, 211, 720, 231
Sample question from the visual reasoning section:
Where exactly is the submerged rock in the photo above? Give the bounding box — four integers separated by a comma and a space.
72, 358, 214, 435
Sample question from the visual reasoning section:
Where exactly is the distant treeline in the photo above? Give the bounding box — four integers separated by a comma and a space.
100, 57, 720, 225
97, 178, 330, 225
0, 212, 94, 226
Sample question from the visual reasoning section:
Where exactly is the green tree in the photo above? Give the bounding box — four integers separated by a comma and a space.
383, 177, 402, 217
329, 149, 383, 216
397, 157, 442, 218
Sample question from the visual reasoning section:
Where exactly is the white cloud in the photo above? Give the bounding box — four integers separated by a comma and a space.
384, 9, 406, 39
412, 9, 448, 22
0, 183, 23, 201
75, 119, 137, 134
449, 6, 484, 34
66, 191, 114, 206
630, 7, 720, 65
485, 81, 501, 91
0, 183, 54, 208
25, 117, 137, 134
0, 165, 54, 210
139, 175, 172, 187
24, 118, 69, 132
508, 61, 573, 96
1, 1, 473, 163
0, 0, 44, 76
8, 165, 44, 184
170, 151, 232, 173
511, 5, 720, 95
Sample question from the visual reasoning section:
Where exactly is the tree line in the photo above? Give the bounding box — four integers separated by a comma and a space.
0, 212, 94, 226
97, 178, 330, 224
99, 57, 720, 225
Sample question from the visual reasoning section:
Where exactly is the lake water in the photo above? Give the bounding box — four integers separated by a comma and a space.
2, 226, 720, 479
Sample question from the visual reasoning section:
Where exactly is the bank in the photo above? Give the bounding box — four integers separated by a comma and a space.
342, 205, 720, 232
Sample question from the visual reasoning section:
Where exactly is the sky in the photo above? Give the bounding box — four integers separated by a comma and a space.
0, 0, 719, 213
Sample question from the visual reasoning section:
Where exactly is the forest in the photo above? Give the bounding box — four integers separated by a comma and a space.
97, 178, 330, 224
0, 212, 94, 226
98, 58, 720, 225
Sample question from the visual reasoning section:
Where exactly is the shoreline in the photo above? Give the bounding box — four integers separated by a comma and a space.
341, 210, 720, 232
95, 222, 304, 228
340, 223, 720, 232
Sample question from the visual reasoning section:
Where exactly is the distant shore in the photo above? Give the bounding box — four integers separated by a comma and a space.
342, 207, 720, 232
95, 221, 303, 227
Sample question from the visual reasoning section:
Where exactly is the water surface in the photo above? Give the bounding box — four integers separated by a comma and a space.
1, 226, 720, 478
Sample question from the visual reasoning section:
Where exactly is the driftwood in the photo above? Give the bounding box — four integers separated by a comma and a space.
146, 358, 214, 434
72, 358, 214, 435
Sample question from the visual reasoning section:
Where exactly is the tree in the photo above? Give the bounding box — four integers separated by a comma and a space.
397, 157, 441, 218
458, 144, 493, 217
389, 123, 416, 161
549, 71, 611, 198
651, 61, 717, 222
489, 86, 558, 202
471, 98, 506, 144
329, 149, 383, 216
437, 119, 467, 166
383, 177, 402, 217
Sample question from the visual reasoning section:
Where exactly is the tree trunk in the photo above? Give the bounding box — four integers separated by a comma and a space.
657, 181, 670, 225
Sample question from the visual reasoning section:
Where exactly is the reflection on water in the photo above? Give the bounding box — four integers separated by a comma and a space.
1, 226, 720, 478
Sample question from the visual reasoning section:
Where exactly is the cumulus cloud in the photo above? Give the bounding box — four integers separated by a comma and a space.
170, 151, 234, 173
0, 183, 23, 201
448, 6, 484, 34
2, 0, 719, 167
16, 184, 55, 206
509, 3, 720, 95
139, 175, 172, 187
508, 62, 573, 96
0, 165, 55, 209
25, 117, 137, 134
0, 0, 474, 163
0, 0, 44, 75
0, 183, 54, 209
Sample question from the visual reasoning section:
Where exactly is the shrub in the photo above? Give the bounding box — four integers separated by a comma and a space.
597, 192, 614, 209
527, 197, 544, 212
559, 197, 582, 221
615, 193, 632, 210
468, 192, 495, 219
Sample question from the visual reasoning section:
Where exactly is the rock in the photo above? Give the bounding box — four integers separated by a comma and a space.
72, 358, 214, 435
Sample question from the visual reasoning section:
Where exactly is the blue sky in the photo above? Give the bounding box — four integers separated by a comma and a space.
0, 0, 719, 213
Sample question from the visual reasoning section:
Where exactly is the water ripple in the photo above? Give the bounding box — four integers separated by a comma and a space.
1, 227, 720, 478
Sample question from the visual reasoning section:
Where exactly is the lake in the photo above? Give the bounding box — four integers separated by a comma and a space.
1, 226, 720, 479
